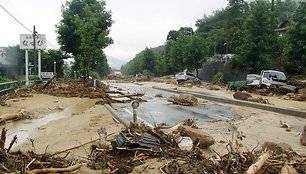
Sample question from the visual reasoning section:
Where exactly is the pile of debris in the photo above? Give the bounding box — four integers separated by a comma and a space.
168, 94, 198, 106
233, 91, 270, 104
34, 78, 111, 100
0, 128, 81, 173
88, 121, 305, 174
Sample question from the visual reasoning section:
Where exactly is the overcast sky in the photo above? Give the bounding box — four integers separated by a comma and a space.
0, 0, 228, 61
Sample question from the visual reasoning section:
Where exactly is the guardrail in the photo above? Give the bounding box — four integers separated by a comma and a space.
0, 81, 18, 96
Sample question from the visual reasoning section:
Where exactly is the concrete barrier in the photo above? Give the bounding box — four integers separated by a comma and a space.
153, 86, 306, 119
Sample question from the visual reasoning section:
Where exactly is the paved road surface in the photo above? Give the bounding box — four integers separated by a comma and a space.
110, 83, 237, 127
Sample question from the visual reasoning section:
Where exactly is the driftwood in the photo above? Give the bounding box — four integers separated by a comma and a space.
178, 125, 215, 148
0, 110, 27, 123
280, 164, 298, 174
246, 153, 270, 174
28, 163, 81, 174
0, 112, 23, 123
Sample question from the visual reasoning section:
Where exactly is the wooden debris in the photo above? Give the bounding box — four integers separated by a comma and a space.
178, 125, 215, 148
28, 163, 82, 174
0, 110, 29, 124
246, 153, 270, 174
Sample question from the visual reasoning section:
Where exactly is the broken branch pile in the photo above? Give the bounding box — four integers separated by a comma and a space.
0, 128, 81, 173
87, 122, 305, 174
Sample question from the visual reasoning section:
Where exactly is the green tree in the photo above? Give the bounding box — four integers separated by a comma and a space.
56, 0, 112, 80
286, 2, 306, 74
225, 0, 248, 52
275, 0, 298, 20
41, 49, 70, 77
196, 9, 227, 33
142, 48, 156, 73
179, 34, 208, 76
231, 0, 279, 73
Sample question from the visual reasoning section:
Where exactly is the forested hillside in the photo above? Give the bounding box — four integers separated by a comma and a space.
121, 0, 306, 77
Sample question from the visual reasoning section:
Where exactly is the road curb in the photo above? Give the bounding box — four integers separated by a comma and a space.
152, 86, 306, 119
105, 104, 129, 127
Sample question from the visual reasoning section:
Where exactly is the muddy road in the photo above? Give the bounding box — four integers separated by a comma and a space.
109, 83, 237, 127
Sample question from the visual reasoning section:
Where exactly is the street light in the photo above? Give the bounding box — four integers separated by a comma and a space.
53, 61, 56, 74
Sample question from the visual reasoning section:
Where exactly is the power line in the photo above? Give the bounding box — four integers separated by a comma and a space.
0, 3, 59, 49
0, 3, 32, 33
6, 0, 32, 28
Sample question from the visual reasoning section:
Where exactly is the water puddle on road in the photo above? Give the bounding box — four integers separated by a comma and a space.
4, 110, 68, 148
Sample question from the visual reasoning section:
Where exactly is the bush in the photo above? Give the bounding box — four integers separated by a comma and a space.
143, 69, 153, 78
0, 76, 11, 83
213, 72, 224, 84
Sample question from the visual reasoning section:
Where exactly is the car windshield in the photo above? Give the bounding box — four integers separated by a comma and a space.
270, 72, 286, 81
186, 73, 195, 77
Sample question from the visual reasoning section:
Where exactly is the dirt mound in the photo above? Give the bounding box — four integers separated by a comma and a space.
233, 91, 252, 100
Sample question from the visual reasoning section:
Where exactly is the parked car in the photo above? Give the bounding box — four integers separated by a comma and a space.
175, 72, 200, 83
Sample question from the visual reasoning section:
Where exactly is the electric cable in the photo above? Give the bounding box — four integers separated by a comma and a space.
0, 3, 32, 33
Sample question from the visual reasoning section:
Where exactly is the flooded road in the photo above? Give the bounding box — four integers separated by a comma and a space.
110, 83, 238, 127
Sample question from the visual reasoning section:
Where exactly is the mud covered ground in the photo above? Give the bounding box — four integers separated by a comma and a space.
0, 79, 305, 173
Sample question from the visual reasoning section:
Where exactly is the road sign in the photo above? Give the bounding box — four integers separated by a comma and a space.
20, 34, 46, 50
41, 72, 53, 79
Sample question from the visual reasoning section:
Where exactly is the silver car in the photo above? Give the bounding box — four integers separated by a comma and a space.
175, 72, 200, 83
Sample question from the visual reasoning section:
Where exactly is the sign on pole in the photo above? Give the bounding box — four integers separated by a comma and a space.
20, 34, 46, 50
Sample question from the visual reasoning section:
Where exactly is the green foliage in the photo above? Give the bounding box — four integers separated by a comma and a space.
56, 0, 112, 80
286, 2, 306, 74
0, 76, 11, 83
165, 28, 208, 75
231, 0, 279, 73
213, 72, 224, 84
121, 47, 159, 76
275, 0, 298, 20
142, 69, 153, 78
41, 49, 70, 77
196, 9, 228, 33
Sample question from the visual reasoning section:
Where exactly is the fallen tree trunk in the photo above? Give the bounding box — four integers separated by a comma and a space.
28, 163, 82, 174
246, 153, 270, 174
0, 112, 23, 123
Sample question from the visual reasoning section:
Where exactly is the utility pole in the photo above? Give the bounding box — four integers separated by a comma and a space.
33, 25, 37, 76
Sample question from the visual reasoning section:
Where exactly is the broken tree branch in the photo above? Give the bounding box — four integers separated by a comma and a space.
0, 128, 7, 149
246, 153, 270, 174
28, 163, 81, 174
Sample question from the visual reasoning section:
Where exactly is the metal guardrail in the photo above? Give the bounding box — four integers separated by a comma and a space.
0, 81, 18, 96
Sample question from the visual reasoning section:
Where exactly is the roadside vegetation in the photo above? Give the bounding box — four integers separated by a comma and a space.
121, 0, 306, 77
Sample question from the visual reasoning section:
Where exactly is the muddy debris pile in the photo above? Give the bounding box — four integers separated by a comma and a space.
233, 91, 270, 104
34, 78, 110, 99
88, 122, 305, 174
168, 94, 198, 106
0, 128, 81, 174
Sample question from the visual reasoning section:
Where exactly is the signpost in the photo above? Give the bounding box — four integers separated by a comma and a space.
20, 32, 46, 85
